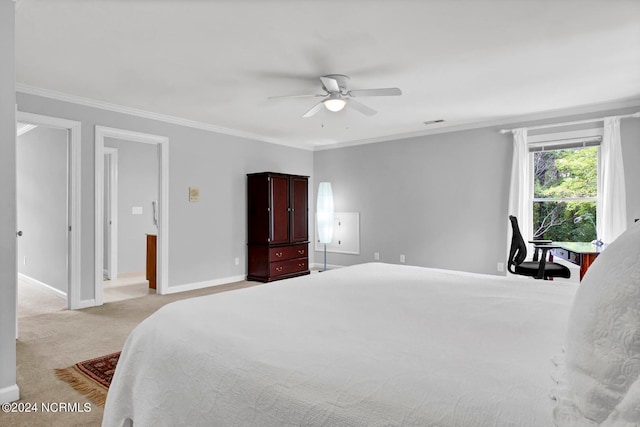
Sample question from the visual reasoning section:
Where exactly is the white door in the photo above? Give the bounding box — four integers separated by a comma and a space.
16, 123, 69, 303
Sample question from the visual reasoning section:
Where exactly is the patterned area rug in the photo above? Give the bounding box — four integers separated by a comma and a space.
55, 351, 121, 407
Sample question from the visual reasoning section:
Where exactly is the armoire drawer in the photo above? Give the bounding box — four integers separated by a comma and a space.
269, 244, 307, 261
270, 257, 308, 277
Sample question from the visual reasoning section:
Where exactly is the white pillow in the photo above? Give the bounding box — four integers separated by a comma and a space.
564, 222, 640, 425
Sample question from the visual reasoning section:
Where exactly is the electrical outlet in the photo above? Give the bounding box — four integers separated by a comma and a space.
374, 252, 380, 261
234, 257, 240, 266
400, 254, 406, 263
497, 262, 504, 272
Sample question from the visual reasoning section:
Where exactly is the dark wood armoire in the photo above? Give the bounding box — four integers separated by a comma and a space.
247, 172, 310, 282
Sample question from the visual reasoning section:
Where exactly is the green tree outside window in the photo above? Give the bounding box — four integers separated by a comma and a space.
532, 146, 598, 241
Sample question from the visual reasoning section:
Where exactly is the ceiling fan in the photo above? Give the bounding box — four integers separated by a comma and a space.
269, 74, 402, 118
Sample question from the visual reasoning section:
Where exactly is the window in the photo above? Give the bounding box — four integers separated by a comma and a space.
531, 140, 599, 242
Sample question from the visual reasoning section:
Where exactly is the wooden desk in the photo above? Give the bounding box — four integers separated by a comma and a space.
550, 242, 606, 281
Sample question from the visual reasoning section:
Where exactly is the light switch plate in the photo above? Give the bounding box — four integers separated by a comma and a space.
189, 186, 200, 202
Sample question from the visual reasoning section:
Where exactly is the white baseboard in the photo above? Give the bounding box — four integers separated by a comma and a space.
77, 299, 97, 309
18, 273, 67, 300
0, 384, 20, 404
311, 263, 345, 271
76, 274, 249, 307
165, 274, 247, 294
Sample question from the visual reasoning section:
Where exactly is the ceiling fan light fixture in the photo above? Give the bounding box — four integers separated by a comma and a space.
323, 95, 346, 112
272, 75, 400, 118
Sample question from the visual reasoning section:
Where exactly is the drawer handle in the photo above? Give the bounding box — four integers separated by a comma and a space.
298, 250, 305, 255
275, 252, 283, 258
276, 266, 283, 272
299, 263, 305, 267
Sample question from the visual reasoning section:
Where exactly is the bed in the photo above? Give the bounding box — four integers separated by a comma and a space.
103, 224, 640, 427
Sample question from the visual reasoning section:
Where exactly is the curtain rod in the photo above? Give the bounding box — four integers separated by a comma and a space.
499, 111, 640, 134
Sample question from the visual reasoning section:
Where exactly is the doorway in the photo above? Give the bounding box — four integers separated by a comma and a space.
95, 126, 169, 305
15, 112, 81, 312
102, 138, 157, 302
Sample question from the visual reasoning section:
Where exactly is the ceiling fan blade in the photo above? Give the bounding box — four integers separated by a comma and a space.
268, 94, 323, 100
348, 99, 377, 116
348, 88, 402, 97
320, 76, 340, 93
302, 102, 324, 118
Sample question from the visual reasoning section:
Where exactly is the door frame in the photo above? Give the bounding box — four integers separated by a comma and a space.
95, 126, 169, 304
16, 111, 82, 310
103, 147, 118, 280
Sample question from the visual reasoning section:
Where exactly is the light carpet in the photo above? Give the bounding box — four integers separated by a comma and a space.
1, 280, 260, 427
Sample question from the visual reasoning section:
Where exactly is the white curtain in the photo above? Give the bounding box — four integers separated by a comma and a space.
597, 117, 627, 243
508, 128, 533, 245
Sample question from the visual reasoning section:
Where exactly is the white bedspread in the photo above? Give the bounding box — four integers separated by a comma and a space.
103, 263, 576, 427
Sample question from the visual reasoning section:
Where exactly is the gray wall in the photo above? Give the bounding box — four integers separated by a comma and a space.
104, 137, 158, 275
314, 127, 511, 274
313, 106, 640, 275
0, 0, 17, 402
17, 126, 69, 293
16, 92, 314, 302
166, 127, 315, 286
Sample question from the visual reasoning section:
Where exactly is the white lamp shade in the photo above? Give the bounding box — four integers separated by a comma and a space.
317, 182, 334, 244
323, 97, 346, 112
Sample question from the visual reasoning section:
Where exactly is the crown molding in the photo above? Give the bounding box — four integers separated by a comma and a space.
15, 84, 639, 153
312, 97, 640, 151
15, 84, 313, 151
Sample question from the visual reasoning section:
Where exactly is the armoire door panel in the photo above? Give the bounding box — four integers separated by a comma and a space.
290, 176, 308, 243
247, 174, 270, 244
270, 175, 290, 244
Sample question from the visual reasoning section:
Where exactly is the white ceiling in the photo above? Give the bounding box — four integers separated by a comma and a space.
14, 0, 640, 150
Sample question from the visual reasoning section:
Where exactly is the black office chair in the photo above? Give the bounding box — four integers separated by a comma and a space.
508, 215, 571, 280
